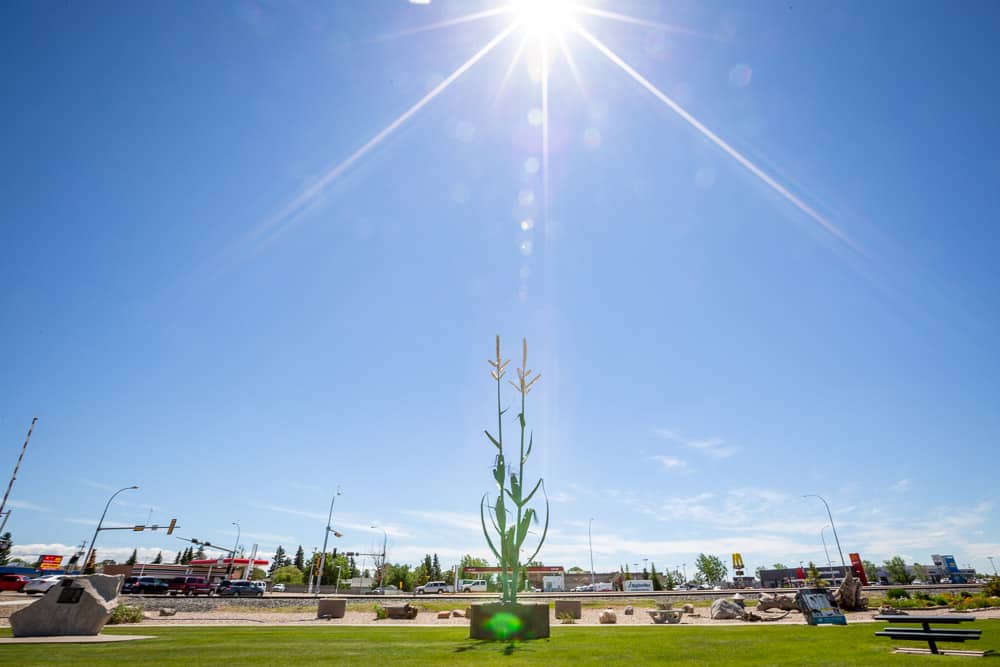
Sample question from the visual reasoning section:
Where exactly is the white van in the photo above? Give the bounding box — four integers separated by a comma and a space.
251, 581, 267, 593
459, 579, 487, 593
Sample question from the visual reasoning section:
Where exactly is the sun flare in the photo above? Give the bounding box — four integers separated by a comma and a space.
515, 0, 574, 36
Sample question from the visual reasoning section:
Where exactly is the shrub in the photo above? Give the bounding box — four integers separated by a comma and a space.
107, 604, 144, 625
558, 612, 577, 624
933, 595, 949, 606
959, 591, 972, 599
886, 588, 910, 600
374, 604, 388, 620
984, 577, 1000, 598
913, 591, 931, 601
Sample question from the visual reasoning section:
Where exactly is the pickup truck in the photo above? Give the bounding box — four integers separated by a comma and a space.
167, 576, 215, 596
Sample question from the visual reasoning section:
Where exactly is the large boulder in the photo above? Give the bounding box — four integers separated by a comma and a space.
317, 599, 346, 619
710, 598, 745, 620
832, 569, 868, 611
757, 592, 797, 612
11, 574, 122, 637
599, 608, 617, 624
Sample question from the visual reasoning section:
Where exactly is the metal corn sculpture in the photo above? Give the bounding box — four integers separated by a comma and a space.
482, 335, 549, 605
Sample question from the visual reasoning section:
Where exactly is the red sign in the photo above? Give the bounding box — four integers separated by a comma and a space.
849, 553, 868, 585
39, 555, 63, 571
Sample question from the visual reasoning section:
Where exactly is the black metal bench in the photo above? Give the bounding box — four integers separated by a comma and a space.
874, 614, 986, 657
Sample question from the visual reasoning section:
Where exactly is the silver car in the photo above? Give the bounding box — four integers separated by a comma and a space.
24, 575, 64, 595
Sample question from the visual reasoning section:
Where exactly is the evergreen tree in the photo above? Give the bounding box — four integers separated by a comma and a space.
0, 532, 12, 565
270, 546, 287, 576
194, 545, 206, 560
152, 551, 163, 565
174, 551, 182, 564
432, 553, 442, 581
293, 545, 305, 570
421, 554, 433, 583
650, 562, 663, 591
805, 561, 828, 588
125, 549, 138, 566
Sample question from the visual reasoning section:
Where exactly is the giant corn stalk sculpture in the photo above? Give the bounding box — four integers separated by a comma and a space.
481, 336, 549, 605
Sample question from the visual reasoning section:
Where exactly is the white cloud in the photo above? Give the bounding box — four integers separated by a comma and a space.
654, 427, 737, 459
651, 455, 687, 471
891, 479, 911, 492
6, 499, 51, 512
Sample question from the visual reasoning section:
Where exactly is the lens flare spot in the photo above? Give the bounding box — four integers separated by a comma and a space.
455, 121, 477, 143
728, 63, 753, 88
519, 240, 533, 256
527, 107, 544, 126
520, 218, 534, 231
695, 167, 716, 189
524, 157, 540, 174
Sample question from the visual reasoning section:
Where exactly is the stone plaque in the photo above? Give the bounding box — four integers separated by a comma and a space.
57, 587, 84, 604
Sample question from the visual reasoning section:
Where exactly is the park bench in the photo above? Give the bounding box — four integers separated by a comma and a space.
874, 614, 986, 657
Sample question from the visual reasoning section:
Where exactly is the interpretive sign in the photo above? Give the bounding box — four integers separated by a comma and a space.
795, 588, 847, 626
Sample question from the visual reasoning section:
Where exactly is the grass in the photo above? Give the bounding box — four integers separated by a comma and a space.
1, 621, 997, 665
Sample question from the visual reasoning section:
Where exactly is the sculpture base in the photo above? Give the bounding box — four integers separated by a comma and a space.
469, 602, 550, 640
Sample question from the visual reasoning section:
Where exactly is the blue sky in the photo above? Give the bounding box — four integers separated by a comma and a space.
2, 0, 998, 577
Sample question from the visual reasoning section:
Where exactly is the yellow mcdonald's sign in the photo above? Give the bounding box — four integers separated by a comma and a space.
732, 553, 744, 570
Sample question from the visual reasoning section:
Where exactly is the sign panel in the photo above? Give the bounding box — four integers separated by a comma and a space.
624, 579, 653, 592
796, 588, 847, 626
848, 553, 868, 585
732, 553, 744, 571
39, 555, 64, 571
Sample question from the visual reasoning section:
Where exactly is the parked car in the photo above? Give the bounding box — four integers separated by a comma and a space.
415, 581, 451, 594
0, 574, 29, 592
24, 575, 64, 595
368, 585, 401, 596
167, 576, 215, 596
132, 577, 170, 595
216, 580, 263, 597
458, 579, 488, 593
271, 583, 286, 592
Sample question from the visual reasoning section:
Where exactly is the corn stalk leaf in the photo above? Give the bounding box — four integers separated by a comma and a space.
521, 478, 543, 507
524, 483, 550, 565
484, 430, 501, 449
522, 432, 533, 464
480, 495, 502, 561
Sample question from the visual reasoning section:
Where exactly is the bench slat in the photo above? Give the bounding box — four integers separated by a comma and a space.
875, 632, 977, 643
881, 627, 980, 637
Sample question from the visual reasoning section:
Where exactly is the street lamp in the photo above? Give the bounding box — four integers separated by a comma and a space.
316, 486, 342, 595
988, 556, 997, 576
371, 525, 388, 591
588, 518, 595, 588
820, 525, 833, 567
803, 494, 846, 569
229, 521, 240, 578
84, 485, 139, 572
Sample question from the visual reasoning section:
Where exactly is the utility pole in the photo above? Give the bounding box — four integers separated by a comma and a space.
0, 417, 38, 527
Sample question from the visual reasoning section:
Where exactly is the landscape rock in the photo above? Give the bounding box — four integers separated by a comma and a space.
385, 603, 418, 620
159, 607, 177, 616
757, 593, 797, 612
710, 598, 745, 620
599, 608, 617, 624
623, 605, 634, 616
317, 599, 346, 619
437, 611, 451, 619
11, 574, 122, 637
451, 609, 465, 618
681, 604, 695, 614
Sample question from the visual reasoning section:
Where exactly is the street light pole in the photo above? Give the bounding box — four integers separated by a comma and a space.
820, 525, 833, 567
371, 525, 388, 591
988, 556, 997, 576
588, 518, 595, 588
803, 494, 846, 569
316, 486, 342, 595
84, 485, 139, 572
228, 521, 240, 578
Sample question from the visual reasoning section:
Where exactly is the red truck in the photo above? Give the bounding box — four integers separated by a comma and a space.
167, 576, 215, 596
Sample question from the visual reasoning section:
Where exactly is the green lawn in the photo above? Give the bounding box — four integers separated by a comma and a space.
1, 621, 997, 665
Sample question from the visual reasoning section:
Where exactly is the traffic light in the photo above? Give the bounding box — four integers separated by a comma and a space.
133, 525, 145, 531
332, 549, 337, 560
167, 518, 177, 535
314, 558, 321, 575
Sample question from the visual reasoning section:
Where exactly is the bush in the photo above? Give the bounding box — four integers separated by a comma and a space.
984, 577, 1000, 598
107, 604, 144, 625
886, 588, 910, 600
374, 604, 388, 620
933, 595, 949, 606
913, 591, 931, 601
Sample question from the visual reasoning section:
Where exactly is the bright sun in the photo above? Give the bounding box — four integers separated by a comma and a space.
515, 0, 574, 35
